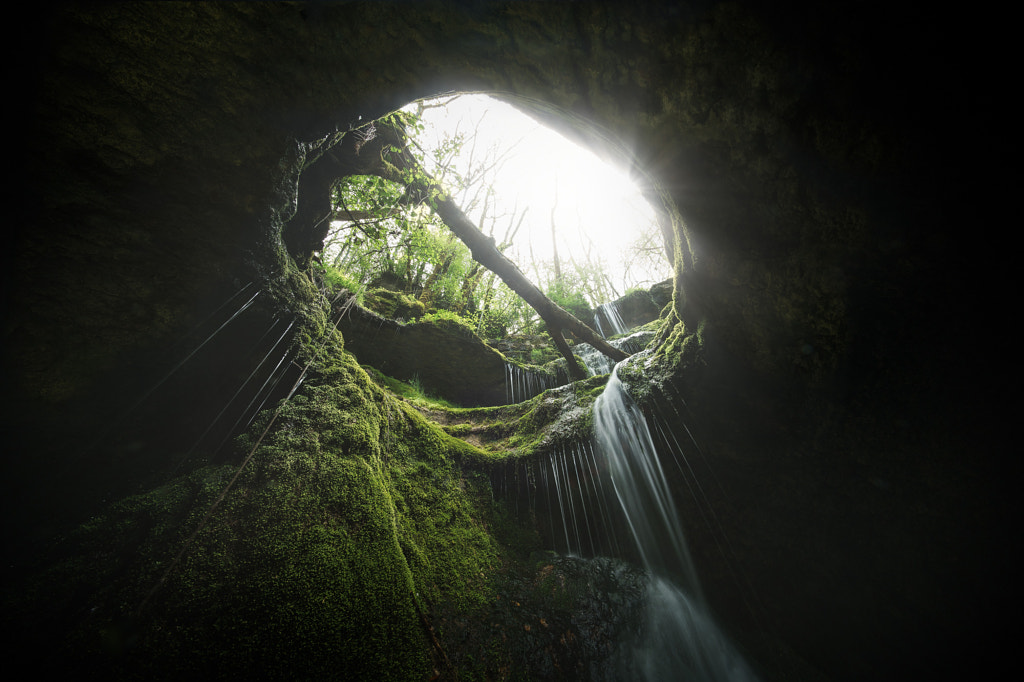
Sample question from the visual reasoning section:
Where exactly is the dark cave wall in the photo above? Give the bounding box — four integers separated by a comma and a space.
15, 1, 946, 406
7, 2, 1008, 679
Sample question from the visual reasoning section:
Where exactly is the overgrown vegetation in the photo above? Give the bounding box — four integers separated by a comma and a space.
9, 96, 681, 680
317, 98, 669, 344
11, 314, 551, 679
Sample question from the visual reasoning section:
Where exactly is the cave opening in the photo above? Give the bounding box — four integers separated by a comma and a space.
312, 94, 674, 325
274, 95, 763, 681
281, 91, 684, 404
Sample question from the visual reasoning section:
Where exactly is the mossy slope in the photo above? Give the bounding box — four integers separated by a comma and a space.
16, 327, 515, 680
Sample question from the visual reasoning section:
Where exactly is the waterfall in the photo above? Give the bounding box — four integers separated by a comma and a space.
502, 356, 757, 680
594, 300, 628, 338
593, 363, 702, 591
631, 576, 759, 682
574, 330, 655, 376
504, 362, 555, 404
491, 303, 755, 678
590, 360, 757, 681
574, 342, 616, 376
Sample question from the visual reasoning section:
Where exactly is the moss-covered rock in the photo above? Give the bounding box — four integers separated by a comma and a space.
420, 374, 608, 464
12, 323, 519, 679
333, 292, 510, 407
434, 554, 648, 680
363, 286, 427, 321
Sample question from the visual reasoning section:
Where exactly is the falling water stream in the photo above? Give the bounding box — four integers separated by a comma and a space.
495, 310, 758, 680
592, 360, 757, 681
505, 362, 556, 403
593, 300, 629, 338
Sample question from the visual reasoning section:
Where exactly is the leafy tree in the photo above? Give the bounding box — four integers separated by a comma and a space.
321, 110, 536, 339
301, 106, 629, 378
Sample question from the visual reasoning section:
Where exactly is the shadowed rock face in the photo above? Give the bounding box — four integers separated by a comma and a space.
333, 293, 509, 407
7, 2, 1009, 680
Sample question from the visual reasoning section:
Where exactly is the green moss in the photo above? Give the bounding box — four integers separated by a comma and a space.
18, 314, 525, 679
363, 287, 426, 320
418, 309, 477, 336
414, 373, 606, 466
441, 422, 473, 437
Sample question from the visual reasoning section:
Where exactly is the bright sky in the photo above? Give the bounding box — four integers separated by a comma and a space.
405, 94, 670, 301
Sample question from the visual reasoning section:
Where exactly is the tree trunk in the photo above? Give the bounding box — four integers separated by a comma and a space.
332, 121, 629, 379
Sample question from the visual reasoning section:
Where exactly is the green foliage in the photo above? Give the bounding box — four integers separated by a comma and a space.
545, 279, 594, 322
325, 168, 485, 320
360, 364, 457, 409
473, 306, 511, 339
322, 99, 671, 350
321, 107, 483, 321
322, 105, 553, 340
315, 262, 365, 301
420, 307, 476, 332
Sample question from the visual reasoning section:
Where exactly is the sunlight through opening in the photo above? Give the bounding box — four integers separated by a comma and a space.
404, 93, 671, 302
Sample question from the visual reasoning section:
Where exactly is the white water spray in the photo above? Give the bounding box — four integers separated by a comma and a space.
575, 330, 654, 376
593, 364, 701, 591
594, 300, 628, 337
591, 360, 757, 681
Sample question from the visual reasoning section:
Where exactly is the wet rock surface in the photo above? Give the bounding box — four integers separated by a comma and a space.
433, 555, 647, 681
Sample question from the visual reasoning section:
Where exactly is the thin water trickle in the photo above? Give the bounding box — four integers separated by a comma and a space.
174, 281, 256, 349
504, 362, 554, 404
225, 346, 294, 437
72, 286, 263, 471
594, 300, 628, 338
180, 318, 297, 466
131, 290, 262, 413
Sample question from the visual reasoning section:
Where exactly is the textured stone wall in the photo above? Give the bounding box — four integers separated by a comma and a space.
15, 1, 952, 403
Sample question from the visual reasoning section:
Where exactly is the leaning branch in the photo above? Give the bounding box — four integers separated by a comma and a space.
364, 126, 628, 379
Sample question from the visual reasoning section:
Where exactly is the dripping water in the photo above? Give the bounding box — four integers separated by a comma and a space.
173, 317, 298, 472
593, 300, 628, 338
504, 362, 555, 403
69, 282, 263, 474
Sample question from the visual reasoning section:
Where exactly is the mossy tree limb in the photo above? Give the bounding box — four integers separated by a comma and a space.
297, 118, 628, 380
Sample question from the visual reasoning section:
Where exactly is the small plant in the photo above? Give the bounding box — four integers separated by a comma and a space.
420, 309, 477, 336
316, 263, 365, 302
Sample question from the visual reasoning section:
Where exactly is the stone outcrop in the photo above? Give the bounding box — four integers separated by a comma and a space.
333, 292, 509, 406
